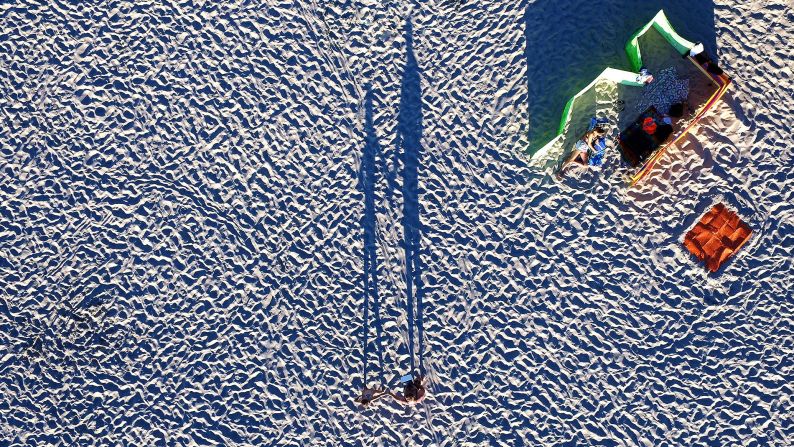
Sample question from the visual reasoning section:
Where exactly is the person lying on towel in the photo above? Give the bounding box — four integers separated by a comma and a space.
557, 118, 609, 178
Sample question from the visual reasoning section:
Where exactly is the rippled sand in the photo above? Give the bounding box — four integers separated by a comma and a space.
0, 1, 791, 445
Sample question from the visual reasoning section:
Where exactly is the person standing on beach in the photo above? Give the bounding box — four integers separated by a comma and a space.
355, 387, 390, 407
391, 375, 427, 405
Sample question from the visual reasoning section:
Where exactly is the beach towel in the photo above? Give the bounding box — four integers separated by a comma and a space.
634, 67, 690, 115
588, 139, 607, 167
683, 203, 752, 272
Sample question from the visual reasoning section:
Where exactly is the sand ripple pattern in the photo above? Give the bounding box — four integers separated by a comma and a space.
0, 1, 791, 446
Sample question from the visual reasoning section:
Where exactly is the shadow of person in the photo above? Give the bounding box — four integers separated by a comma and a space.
396, 17, 426, 375
358, 86, 387, 387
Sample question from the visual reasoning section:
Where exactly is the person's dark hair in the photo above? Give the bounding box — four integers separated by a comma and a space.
405, 379, 423, 401
669, 103, 684, 118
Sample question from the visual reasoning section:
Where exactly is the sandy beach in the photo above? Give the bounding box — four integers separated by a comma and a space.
0, 0, 791, 445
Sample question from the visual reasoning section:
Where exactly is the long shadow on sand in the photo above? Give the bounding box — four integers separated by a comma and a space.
359, 87, 387, 386
523, 0, 717, 154
396, 18, 426, 375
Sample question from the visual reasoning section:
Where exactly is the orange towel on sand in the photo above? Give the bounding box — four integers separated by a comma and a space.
683, 203, 751, 272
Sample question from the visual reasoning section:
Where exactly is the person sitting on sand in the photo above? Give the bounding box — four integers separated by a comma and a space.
355, 387, 390, 407
557, 125, 608, 177
392, 375, 427, 405
643, 114, 675, 141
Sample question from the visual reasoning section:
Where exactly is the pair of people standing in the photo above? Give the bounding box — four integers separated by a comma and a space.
355, 373, 427, 407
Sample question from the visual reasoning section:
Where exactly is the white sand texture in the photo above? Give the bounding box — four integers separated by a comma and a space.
1, 0, 792, 446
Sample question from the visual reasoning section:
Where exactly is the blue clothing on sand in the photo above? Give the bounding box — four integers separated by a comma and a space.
587, 117, 608, 167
